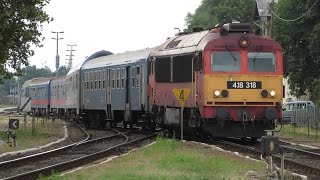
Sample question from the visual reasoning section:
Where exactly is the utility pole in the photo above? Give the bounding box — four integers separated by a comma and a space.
51, 31, 64, 76
66, 44, 77, 69
270, 0, 275, 38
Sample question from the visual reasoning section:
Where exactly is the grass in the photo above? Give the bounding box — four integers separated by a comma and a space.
0, 115, 65, 153
57, 137, 271, 180
0, 104, 15, 108
276, 124, 320, 141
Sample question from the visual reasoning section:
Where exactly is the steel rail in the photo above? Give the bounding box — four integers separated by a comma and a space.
3, 133, 156, 180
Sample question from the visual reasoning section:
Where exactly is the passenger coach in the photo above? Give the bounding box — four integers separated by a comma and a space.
65, 50, 112, 119
81, 48, 154, 128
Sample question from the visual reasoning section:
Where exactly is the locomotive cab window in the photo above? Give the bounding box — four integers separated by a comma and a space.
172, 55, 193, 82
248, 52, 276, 72
155, 57, 171, 82
211, 51, 241, 72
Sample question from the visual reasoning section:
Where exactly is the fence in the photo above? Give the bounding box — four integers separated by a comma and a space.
284, 104, 320, 140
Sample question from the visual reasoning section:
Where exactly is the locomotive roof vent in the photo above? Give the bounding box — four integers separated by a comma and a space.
221, 23, 252, 35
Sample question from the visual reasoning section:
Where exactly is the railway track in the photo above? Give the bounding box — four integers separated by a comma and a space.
208, 138, 320, 179
0, 123, 90, 162
0, 126, 156, 179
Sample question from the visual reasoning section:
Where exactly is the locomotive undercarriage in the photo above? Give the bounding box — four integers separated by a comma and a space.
201, 118, 276, 138
151, 105, 276, 138
151, 106, 203, 138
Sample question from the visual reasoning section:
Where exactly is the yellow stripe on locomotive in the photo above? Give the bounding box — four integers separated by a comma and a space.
204, 75, 283, 106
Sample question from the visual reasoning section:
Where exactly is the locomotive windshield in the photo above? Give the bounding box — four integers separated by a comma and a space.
248, 52, 276, 72
211, 51, 241, 72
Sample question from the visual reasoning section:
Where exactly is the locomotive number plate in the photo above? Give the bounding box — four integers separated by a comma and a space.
227, 81, 262, 89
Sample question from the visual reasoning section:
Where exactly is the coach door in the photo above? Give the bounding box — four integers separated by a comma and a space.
140, 64, 145, 110
123, 66, 131, 123
125, 66, 130, 104
105, 68, 112, 120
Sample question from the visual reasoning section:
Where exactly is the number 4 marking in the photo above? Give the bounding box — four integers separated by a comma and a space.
179, 90, 184, 100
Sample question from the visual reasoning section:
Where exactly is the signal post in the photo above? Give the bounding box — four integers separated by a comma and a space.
172, 88, 191, 141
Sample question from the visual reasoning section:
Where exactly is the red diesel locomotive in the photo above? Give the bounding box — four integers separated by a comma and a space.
149, 23, 283, 138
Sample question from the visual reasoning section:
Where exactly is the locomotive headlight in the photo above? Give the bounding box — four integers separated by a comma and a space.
221, 89, 228, 97
239, 37, 249, 48
214, 90, 220, 97
270, 90, 276, 97
261, 90, 268, 97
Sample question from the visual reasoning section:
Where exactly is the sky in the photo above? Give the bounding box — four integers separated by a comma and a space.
29, 0, 202, 71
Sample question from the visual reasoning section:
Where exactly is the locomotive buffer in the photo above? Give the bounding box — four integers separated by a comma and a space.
172, 88, 191, 141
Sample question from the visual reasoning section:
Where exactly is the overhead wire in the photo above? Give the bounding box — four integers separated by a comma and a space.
268, 0, 319, 22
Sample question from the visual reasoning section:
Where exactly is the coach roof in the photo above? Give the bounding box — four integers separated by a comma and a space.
28, 77, 53, 86
82, 48, 155, 70
67, 50, 113, 76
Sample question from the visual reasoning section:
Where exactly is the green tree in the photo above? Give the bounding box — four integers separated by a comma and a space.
185, 0, 256, 31
273, 0, 320, 99
0, 0, 52, 81
18, 65, 53, 86
53, 66, 70, 77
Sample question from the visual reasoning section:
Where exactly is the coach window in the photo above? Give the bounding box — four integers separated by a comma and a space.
155, 57, 171, 82
141, 64, 145, 86
102, 70, 105, 89
136, 66, 140, 88
86, 72, 89, 90
32, 88, 35, 97
75, 74, 78, 88
121, 67, 125, 89
88, 72, 90, 90
99, 70, 101, 90
103, 70, 106, 89
117, 68, 120, 89
132, 66, 136, 87
172, 55, 193, 82
248, 52, 276, 72
86, 72, 88, 90
92, 71, 95, 90
94, 71, 97, 90
112, 69, 115, 89
107, 69, 110, 88
211, 51, 240, 72
63, 85, 65, 95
